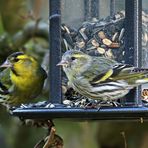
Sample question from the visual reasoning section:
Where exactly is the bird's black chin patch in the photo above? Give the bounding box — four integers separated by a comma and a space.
11, 66, 19, 76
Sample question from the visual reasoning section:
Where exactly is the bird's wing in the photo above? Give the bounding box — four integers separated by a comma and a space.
82, 57, 117, 81
0, 82, 9, 95
90, 63, 148, 85
0, 68, 11, 88
0, 68, 12, 103
0, 81, 10, 104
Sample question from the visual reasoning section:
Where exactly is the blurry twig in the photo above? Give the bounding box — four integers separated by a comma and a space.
33, 0, 43, 20
0, 20, 49, 59
12, 20, 48, 49
121, 131, 127, 148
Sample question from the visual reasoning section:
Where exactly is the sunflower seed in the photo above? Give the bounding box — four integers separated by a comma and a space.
97, 47, 106, 54
105, 49, 114, 58
118, 28, 125, 41
76, 41, 85, 48
62, 85, 67, 94
98, 31, 106, 39
63, 25, 70, 34
112, 32, 118, 41
144, 33, 148, 42
122, 51, 125, 56
63, 100, 72, 105
102, 38, 112, 46
79, 28, 88, 41
63, 39, 69, 51
91, 39, 99, 47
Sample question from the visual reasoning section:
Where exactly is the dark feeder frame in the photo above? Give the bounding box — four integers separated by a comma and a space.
12, 0, 148, 120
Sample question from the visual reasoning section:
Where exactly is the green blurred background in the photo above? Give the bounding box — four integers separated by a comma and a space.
0, 0, 148, 148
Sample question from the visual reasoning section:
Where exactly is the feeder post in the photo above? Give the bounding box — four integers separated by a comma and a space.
49, 0, 62, 104
125, 0, 142, 106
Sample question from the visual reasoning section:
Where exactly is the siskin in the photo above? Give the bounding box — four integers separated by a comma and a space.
57, 50, 148, 102
0, 52, 47, 107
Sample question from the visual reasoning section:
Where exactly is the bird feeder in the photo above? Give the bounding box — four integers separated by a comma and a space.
12, 0, 148, 121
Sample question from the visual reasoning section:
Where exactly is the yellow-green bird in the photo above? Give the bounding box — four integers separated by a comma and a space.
58, 50, 148, 102
0, 52, 47, 107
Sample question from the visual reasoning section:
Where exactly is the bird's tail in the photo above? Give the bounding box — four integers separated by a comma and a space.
134, 71, 148, 85
117, 68, 148, 85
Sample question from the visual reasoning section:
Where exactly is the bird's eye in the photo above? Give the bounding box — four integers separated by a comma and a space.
13, 58, 19, 62
71, 57, 76, 61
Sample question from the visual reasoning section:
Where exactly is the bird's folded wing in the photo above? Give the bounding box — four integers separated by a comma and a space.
0, 82, 9, 103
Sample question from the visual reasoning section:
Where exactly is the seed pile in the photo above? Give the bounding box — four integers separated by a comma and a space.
61, 11, 125, 63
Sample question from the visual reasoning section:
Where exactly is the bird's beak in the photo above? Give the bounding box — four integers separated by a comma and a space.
0, 60, 12, 68
57, 60, 68, 67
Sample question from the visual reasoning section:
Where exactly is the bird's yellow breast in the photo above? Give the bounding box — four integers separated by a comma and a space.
11, 72, 39, 91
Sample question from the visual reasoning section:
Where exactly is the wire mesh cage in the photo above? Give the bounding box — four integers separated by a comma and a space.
12, 0, 148, 120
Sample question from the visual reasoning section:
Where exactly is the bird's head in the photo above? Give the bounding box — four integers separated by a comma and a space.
57, 50, 92, 75
0, 52, 38, 76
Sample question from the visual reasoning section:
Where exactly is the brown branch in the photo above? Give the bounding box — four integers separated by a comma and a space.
34, 138, 45, 148
33, 0, 43, 20
43, 127, 56, 148
12, 20, 49, 49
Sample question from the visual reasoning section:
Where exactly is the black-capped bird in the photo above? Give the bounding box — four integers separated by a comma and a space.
58, 50, 148, 102
0, 52, 47, 107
